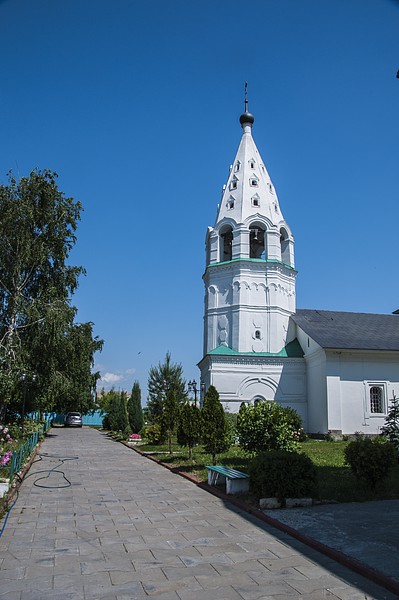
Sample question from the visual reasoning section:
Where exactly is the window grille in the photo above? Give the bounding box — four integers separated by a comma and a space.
370, 386, 383, 413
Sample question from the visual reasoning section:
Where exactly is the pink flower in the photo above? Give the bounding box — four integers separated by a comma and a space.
0, 451, 12, 466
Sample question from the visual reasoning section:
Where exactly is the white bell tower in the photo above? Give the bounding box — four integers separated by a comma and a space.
199, 97, 305, 415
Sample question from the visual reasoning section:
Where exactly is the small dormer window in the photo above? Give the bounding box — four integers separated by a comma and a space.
230, 176, 238, 191
227, 199, 234, 209
252, 195, 260, 208
234, 161, 241, 172
250, 178, 258, 187
268, 182, 274, 194
249, 159, 255, 169
255, 330, 261, 340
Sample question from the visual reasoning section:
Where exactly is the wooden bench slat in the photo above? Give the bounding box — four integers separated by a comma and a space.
205, 465, 249, 495
205, 465, 249, 479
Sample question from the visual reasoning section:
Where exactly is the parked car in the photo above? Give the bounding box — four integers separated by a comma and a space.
65, 412, 83, 427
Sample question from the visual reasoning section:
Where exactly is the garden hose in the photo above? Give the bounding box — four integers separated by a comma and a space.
0, 453, 79, 538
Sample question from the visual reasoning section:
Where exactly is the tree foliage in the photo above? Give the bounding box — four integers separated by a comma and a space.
177, 402, 202, 459
102, 389, 129, 434
381, 393, 399, 453
163, 390, 179, 454
128, 381, 144, 433
237, 400, 302, 454
201, 385, 230, 465
146, 352, 186, 423
0, 169, 102, 420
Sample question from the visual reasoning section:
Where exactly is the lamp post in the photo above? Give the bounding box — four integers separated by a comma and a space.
200, 381, 206, 408
20, 372, 37, 432
188, 380, 198, 407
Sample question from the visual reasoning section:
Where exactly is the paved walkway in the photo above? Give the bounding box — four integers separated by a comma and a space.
263, 500, 399, 584
0, 427, 397, 600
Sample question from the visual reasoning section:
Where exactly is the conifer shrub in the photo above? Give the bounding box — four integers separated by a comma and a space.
128, 381, 144, 433
344, 435, 396, 489
201, 386, 230, 465
381, 393, 399, 456
177, 402, 202, 459
248, 450, 318, 501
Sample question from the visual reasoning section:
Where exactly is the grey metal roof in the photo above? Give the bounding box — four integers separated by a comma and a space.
292, 309, 399, 351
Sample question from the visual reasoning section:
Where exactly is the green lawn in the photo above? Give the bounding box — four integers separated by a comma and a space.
136, 438, 399, 503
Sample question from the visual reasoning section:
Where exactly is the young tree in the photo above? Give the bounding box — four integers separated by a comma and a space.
177, 402, 202, 459
162, 390, 179, 454
128, 381, 144, 433
147, 352, 186, 423
381, 392, 399, 453
201, 385, 230, 465
118, 391, 130, 435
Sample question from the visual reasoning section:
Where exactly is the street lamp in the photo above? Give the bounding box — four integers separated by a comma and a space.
20, 372, 37, 432
188, 380, 198, 407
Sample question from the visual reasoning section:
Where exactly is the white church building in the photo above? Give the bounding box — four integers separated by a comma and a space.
198, 103, 399, 436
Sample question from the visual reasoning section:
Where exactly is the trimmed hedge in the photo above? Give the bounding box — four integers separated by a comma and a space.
248, 449, 318, 501
344, 436, 396, 489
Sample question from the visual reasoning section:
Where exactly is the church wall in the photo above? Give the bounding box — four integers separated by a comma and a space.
199, 356, 307, 428
303, 349, 328, 434
325, 350, 399, 435
295, 326, 328, 434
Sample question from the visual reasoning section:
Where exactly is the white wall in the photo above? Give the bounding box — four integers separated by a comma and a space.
296, 325, 328, 434
199, 355, 308, 428
326, 350, 399, 434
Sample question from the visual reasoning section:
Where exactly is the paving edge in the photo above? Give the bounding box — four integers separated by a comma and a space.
127, 442, 399, 597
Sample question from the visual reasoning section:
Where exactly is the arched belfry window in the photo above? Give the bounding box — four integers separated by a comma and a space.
220, 227, 233, 262
249, 225, 266, 259
280, 228, 290, 264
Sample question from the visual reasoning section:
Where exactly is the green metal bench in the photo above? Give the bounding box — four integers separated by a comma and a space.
205, 465, 249, 494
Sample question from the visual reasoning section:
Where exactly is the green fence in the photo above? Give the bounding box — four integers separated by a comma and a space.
9, 419, 52, 483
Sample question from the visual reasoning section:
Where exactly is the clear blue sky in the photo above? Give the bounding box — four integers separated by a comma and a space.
1, 0, 398, 401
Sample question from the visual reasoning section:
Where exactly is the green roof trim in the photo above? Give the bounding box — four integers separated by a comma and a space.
208, 338, 304, 358
207, 258, 295, 271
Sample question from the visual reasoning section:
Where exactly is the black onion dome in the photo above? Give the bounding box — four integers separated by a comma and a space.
239, 111, 254, 126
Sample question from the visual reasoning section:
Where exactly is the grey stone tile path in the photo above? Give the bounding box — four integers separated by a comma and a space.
0, 427, 397, 600
263, 501, 399, 583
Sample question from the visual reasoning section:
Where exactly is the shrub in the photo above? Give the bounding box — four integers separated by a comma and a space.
344, 435, 396, 489
248, 450, 318, 501
144, 423, 165, 445
237, 400, 302, 453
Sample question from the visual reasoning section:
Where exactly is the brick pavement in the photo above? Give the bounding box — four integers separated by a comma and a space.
0, 427, 397, 600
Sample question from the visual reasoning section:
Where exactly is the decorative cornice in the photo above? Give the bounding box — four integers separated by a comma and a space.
206, 355, 304, 367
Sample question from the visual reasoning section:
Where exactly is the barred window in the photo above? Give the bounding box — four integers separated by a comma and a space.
370, 386, 383, 413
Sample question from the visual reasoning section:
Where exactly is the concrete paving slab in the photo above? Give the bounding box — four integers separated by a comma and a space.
263, 502, 399, 583
0, 427, 398, 600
